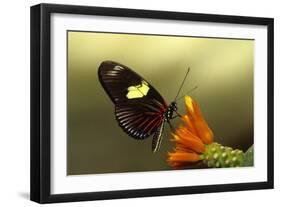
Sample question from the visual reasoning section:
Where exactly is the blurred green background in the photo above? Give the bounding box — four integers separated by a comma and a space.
67, 31, 254, 175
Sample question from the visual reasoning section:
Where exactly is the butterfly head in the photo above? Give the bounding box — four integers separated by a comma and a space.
170, 101, 177, 111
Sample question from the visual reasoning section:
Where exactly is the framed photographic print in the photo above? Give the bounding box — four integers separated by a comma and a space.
30, 3, 274, 203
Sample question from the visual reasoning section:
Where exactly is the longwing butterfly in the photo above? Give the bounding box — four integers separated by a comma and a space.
98, 61, 190, 153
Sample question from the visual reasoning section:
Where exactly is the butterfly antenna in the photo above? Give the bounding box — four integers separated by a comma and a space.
174, 67, 190, 101
175, 85, 198, 101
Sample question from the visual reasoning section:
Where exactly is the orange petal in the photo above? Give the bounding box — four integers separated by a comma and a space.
176, 125, 202, 143
192, 118, 214, 144
181, 115, 197, 135
184, 96, 214, 144
168, 151, 200, 164
172, 131, 205, 153
174, 146, 198, 154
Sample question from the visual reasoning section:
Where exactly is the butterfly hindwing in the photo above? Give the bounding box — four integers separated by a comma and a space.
115, 101, 165, 139
98, 61, 168, 140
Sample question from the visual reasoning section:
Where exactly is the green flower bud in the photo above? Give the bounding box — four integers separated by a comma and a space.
201, 142, 252, 168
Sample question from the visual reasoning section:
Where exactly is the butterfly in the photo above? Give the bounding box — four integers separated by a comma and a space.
98, 60, 192, 153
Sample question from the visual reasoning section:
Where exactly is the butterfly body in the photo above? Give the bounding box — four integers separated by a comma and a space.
165, 101, 177, 121
98, 61, 179, 152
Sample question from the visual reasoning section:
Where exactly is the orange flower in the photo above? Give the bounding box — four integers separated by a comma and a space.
168, 96, 214, 169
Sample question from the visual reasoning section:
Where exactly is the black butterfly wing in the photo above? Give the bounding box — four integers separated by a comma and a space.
98, 61, 168, 141
115, 100, 165, 140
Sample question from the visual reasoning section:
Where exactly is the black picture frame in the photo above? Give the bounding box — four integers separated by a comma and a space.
30, 3, 274, 204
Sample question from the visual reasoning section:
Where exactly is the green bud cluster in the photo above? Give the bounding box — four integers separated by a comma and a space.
200, 142, 245, 168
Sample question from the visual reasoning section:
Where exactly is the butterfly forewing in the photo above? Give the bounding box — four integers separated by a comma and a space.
98, 61, 166, 104
98, 61, 168, 140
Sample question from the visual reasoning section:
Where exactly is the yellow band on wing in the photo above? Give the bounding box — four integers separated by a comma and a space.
126, 81, 150, 99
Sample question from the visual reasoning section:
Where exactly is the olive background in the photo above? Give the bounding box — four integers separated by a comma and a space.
67, 31, 253, 175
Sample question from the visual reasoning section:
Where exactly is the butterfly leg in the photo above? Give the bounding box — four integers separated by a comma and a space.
175, 111, 182, 118
171, 114, 180, 119
167, 120, 175, 133
171, 111, 182, 119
